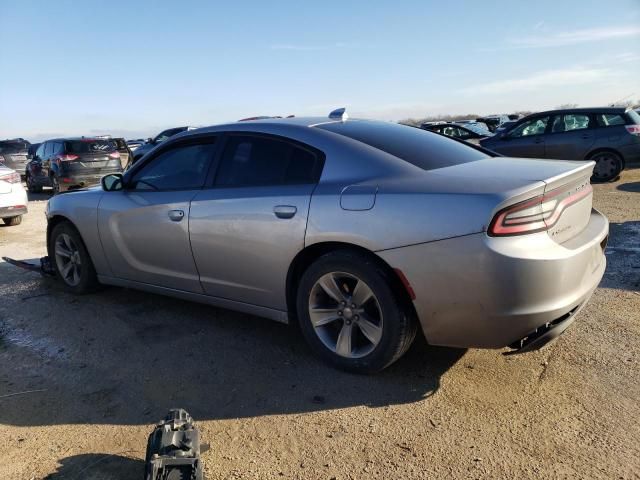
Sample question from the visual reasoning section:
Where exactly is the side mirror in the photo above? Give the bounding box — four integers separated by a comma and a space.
102, 173, 124, 192
146, 137, 153, 144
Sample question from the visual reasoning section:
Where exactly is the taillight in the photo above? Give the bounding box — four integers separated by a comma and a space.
109, 151, 121, 159
625, 125, 640, 136
0, 171, 21, 183
57, 154, 79, 161
488, 183, 593, 237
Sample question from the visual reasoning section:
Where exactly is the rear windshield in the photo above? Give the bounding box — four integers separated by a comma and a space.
0, 141, 29, 153
64, 139, 116, 154
316, 121, 487, 170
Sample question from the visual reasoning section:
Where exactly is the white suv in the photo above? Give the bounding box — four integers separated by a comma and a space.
0, 165, 28, 226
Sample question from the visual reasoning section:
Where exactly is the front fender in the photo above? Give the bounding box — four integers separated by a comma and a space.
47, 189, 111, 275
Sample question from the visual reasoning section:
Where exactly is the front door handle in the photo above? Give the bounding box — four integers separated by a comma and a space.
581, 134, 592, 139
168, 209, 185, 222
274, 205, 297, 219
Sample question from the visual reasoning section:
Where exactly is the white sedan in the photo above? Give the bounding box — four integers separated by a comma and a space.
0, 165, 27, 226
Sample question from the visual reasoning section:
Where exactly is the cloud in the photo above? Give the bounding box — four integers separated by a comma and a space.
614, 52, 640, 63
510, 25, 640, 48
460, 67, 611, 95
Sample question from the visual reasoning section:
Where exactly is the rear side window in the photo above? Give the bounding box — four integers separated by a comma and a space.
215, 135, 321, 187
551, 114, 590, 133
596, 113, 626, 127
316, 121, 486, 171
65, 139, 116, 154
131, 141, 217, 190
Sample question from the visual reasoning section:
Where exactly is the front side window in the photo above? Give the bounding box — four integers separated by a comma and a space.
551, 114, 590, 133
130, 141, 216, 190
508, 117, 549, 138
44, 142, 53, 157
215, 135, 320, 187
596, 113, 626, 127
35, 144, 45, 159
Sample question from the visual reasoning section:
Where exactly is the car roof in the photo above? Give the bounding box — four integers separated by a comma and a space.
529, 107, 629, 116
187, 116, 358, 135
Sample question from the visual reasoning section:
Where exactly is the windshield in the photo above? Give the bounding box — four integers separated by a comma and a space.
316, 120, 488, 171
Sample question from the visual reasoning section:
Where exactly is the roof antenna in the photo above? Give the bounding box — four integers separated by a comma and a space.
328, 107, 348, 122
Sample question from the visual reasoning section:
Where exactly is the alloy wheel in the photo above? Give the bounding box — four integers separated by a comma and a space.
54, 233, 82, 286
308, 272, 383, 358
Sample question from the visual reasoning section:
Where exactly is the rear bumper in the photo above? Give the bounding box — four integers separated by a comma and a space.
377, 208, 608, 349
0, 187, 28, 218
0, 205, 27, 217
58, 170, 119, 191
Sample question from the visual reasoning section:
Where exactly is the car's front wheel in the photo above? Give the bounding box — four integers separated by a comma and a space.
2, 215, 22, 226
49, 221, 99, 293
297, 250, 417, 373
589, 151, 623, 182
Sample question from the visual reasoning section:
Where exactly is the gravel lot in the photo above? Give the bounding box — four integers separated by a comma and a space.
1, 168, 639, 479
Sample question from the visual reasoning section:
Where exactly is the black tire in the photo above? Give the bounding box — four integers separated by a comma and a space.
26, 173, 42, 193
296, 250, 417, 374
2, 215, 22, 226
49, 221, 99, 294
588, 151, 623, 183
51, 175, 60, 195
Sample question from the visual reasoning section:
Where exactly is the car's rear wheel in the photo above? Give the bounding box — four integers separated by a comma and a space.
50, 221, 99, 293
2, 215, 22, 226
51, 175, 61, 195
296, 250, 417, 373
26, 173, 42, 193
589, 151, 623, 183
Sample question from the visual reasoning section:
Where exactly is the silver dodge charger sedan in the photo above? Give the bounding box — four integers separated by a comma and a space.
45, 110, 608, 373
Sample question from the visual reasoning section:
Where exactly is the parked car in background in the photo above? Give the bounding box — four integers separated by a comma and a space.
0, 139, 31, 177
481, 107, 640, 182
131, 126, 200, 163
111, 137, 134, 169
476, 115, 510, 132
45, 113, 607, 373
127, 139, 146, 151
422, 122, 493, 145
26, 137, 123, 194
495, 120, 518, 133
27, 142, 41, 162
0, 164, 27, 226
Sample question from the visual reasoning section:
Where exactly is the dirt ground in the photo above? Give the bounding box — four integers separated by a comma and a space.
1, 168, 639, 480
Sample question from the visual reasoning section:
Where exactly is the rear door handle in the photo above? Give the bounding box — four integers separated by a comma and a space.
274, 205, 297, 219
168, 209, 185, 222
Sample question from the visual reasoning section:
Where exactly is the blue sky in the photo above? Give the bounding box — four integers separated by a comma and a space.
1, 0, 639, 141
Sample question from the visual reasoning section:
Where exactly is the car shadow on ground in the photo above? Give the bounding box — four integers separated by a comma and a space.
601, 220, 640, 292
43, 453, 144, 480
26, 189, 52, 202
0, 263, 467, 426
616, 181, 640, 193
